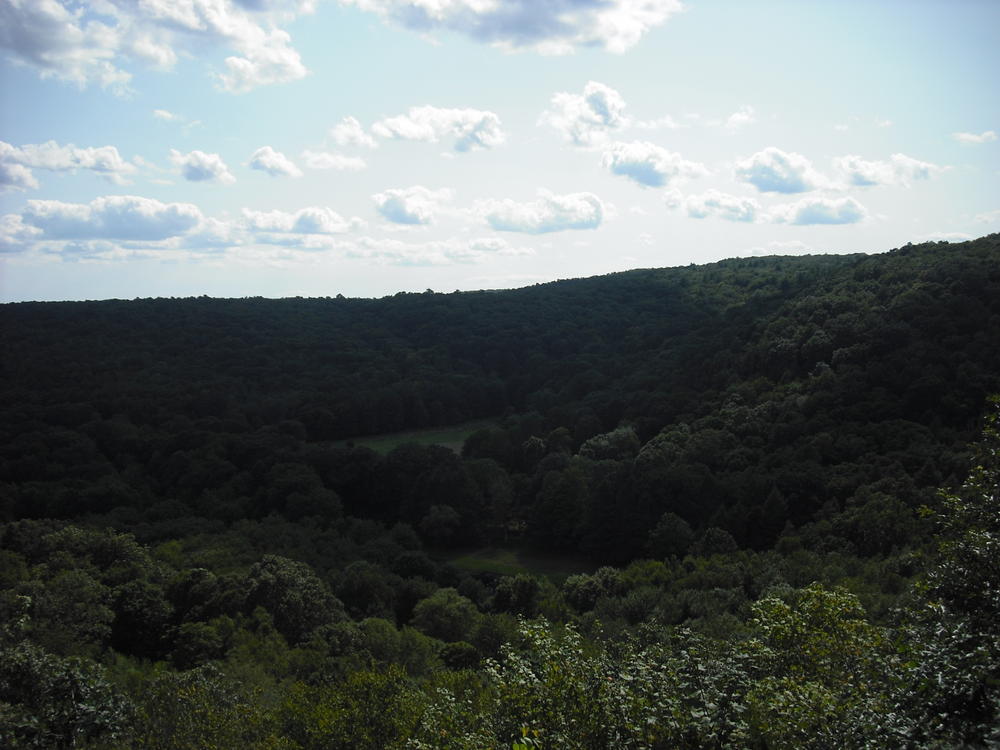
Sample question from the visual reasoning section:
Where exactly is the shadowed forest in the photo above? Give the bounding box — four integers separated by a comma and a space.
2, 235, 999, 748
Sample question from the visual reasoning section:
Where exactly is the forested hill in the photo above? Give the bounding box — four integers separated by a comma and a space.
2, 235, 999, 553
4, 235, 998, 442
2, 235, 1000, 748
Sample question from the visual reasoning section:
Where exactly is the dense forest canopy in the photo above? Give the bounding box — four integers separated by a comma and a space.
1, 234, 999, 747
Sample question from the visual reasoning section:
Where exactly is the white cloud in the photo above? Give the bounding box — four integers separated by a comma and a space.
0, 140, 137, 190
667, 187, 865, 226
347, 235, 533, 266
886, 153, 945, 183
771, 196, 867, 225
21, 195, 204, 240
4, 196, 369, 257
184, 217, 245, 251
301, 150, 367, 171
218, 28, 307, 93
372, 186, 453, 225
249, 146, 303, 177
0, 0, 312, 93
170, 149, 236, 184
975, 209, 1000, 224
479, 189, 605, 233
152, 109, 201, 131
601, 140, 708, 187
372, 106, 505, 152
0, 0, 130, 91
0, 213, 43, 253
540, 81, 628, 147
735, 147, 827, 193
953, 130, 997, 144
834, 153, 945, 187
330, 116, 377, 148
0, 143, 40, 191
832, 155, 894, 187
243, 207, 364, 234
679, 189, 761, 222
723, 105, 755, 133
340, 0, 684, 55
634, 115, 683, 131
14, 141, 134, 176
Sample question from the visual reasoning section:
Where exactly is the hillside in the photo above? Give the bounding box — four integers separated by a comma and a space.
2, 236, 999, 551
1, 234, 999, 747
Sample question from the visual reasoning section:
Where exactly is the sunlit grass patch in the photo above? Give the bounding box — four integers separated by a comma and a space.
337, 419, 495, 454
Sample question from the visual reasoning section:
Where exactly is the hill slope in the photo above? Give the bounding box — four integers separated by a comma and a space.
2, 235, 998, 558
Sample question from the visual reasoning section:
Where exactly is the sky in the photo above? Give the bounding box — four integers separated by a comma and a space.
1, 0, 998, 302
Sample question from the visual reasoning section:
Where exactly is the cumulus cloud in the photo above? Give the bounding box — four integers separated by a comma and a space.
735, 147, 827, 193
249, 146, 303, 177
676, 189, 761, 222
540, 81, 628, 147
170, 149, 236, 184
601, 141, 708, 187
953, 130, 997, 144
3, 194, 372, 257
0, 0, 130, 91
372, 186, 453, 225
479, 189, 605, 233
634, 115, 683, 131
152, 109, 201, 131
348, 235, 533, 266
20, 195, 203, 240
771, 196, 867, 225
330, 116, 377, 148
372, 106, 505, 152
243, 206, 364, 234
722, 105, 755, 133
0, 0, 312, 92
340, 0, 683, 55
834, 153, 945, 187
0, 213, 43, 253
0, 145, 40, 191
1, 140, 137, 190
301, 150, 367, 171
218, 28, 307, 93
183, 216, 246, 251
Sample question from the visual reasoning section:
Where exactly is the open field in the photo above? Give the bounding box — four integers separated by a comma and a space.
447, 545, 598, 584
336, 419, 496, 454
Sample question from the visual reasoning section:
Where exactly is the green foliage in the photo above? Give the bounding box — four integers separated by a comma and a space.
244, 555, 346, 645
890, 396, 1000, 746
0, 605, 130, 749
744, 584, 893, 747
278, 665, 423, 750
130, 664, 289, 750
411, 588, 481, 643
578, 426, 641, 462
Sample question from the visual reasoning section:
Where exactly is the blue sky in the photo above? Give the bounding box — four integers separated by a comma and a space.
1, 0, 998, 301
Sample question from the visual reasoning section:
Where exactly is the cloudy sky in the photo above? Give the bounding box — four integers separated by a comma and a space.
1, 0, 998, 302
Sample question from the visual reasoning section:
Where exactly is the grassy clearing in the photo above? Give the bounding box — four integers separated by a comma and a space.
337, 419, 495, 454
448, 545, 597, 584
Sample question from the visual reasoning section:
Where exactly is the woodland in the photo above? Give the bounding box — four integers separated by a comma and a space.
1, 234, 999, 748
